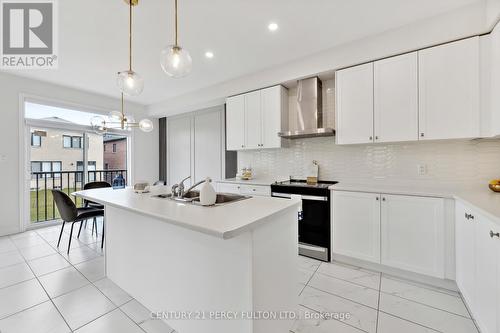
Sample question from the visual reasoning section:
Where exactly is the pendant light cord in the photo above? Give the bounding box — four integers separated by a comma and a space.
174, 0, 178, 46
121, 93, 126, 129
129, 0, 133, 72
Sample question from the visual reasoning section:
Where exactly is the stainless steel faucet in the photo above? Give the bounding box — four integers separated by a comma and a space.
171, 176, 211, 198
172, 176, 191, 198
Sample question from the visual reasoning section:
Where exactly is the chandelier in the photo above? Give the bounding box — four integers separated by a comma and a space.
91, 93, 153, 134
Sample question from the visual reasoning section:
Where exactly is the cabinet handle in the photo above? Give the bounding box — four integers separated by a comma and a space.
490, 231, 500, 238
375, 136, 379, 140
420, 133, 425, 138
382, 197, 386, 201
465, 213, 474, 220
369, 136, 373, 141
376, 197, 379, 201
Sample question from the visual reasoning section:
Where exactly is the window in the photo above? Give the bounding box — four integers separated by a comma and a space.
31, 161, 62, 179
112, 143, 117, 153
31, 133, 41, 147
76, 161, 97, 182
63, 135, 82, 148
104, 163, 109, 170
103, 145, 106, 152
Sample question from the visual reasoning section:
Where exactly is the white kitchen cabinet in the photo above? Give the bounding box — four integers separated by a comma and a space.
167, 116, 192, 187
474, 214, 499, 333
380, 194, 445, 278
374, 52, 418, 143
244, 90, 262, 150
194, 110, 223, 184
216, 182, 271, 197
226, 85, 288, 151
455, 201, 476, 309
455, 200, 500, 333
262, 86, 287, 149
167, 107, 225, 187
335, 63, 374, 145
226, 95, 245, 150
333, 191, 381, 263
418, 37, 480, 140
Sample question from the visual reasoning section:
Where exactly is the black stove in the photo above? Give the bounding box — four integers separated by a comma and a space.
271, 179, 338, 262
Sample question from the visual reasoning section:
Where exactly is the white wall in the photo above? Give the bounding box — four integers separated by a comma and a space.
148, 3, 487, 117
0, 72, 158, 236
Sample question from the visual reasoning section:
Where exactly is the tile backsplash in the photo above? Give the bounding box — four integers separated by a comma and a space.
237, 137, 500, 186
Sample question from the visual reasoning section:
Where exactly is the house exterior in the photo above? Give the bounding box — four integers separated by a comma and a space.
30, 127, 103, 189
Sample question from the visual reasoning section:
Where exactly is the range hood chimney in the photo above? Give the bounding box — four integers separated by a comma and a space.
278, 77, 335, 139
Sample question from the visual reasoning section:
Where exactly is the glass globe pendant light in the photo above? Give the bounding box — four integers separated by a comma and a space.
117, 0, 144, 96
91, 94, 153, 134
160, 0, 192, 78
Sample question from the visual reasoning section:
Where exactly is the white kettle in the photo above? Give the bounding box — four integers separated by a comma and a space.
199, 178, 217, 206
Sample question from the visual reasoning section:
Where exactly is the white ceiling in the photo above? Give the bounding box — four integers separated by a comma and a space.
3, 0, 485, 106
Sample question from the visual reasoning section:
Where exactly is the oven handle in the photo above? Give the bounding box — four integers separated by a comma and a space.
272, 192, 328, 201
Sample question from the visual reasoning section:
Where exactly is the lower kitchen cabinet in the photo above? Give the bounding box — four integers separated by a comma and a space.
381, 194, 445, 278
332, 190, 446, 278
456, 201, 500, 333
455, 201, 476, 309
333, 191, 381, 263
216, 182, 271, 197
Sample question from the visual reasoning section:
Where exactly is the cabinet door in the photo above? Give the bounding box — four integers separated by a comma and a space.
336, 63, 374, 145
244, 90, 262, 150
455, 201, 476, 308
374, 52, 418, 143
381, 195, 445, 278
167, 116, 192, 187
261, 86, 283, 149
474, 215, 499, 333
217, 182, 241, 194
333, 191, 381, 263
418, 37, 480, 140
226, 95, 245, 150
194, 109, 223, 183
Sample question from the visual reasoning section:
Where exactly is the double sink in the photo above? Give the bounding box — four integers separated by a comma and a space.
154, 191, 250, 206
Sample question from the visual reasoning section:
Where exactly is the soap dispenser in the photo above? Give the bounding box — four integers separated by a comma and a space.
200, 178, 217, 206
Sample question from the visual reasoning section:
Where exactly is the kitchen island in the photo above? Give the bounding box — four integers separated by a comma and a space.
73, 187, 300, 333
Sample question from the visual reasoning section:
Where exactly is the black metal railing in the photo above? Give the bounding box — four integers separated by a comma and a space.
30, 169, 127, 223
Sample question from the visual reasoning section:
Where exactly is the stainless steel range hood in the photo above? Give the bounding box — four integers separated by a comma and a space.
279, 77, 335, 139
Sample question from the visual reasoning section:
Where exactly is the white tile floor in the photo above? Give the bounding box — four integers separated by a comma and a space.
0, 224, 479, 333
294, 256, 479, 333
0, 222, 175, 333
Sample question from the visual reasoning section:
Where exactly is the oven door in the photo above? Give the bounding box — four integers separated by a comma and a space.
272, 192, 330, 261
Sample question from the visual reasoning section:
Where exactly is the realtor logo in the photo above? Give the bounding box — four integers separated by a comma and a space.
1, 0, 58, 69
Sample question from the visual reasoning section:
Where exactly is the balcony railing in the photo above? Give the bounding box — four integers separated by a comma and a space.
30, 169, 127, 223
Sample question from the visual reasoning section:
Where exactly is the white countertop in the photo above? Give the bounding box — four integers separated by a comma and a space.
73, 188, 300, 239
330, 182, 500, 225
217, 178, 286, 186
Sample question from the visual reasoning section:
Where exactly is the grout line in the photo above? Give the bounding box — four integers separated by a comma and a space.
306, 285, 379, 311
298, 304, 369, 333
315, 270, 380, 291
22, 256, 74, 332
377, 310, 443, 333
457, 292, 481, 333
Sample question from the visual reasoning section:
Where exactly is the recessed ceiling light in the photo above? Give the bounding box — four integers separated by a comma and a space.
205, 51, 214, 59
268, 22, 279, 32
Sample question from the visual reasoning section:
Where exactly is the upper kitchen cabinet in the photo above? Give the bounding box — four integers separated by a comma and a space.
374, 52, 418, 143
226, 85, 288, 151
261, 86, 288, 149
226, 94, 245, 150
335, 63, 374, 145
418, 37, 480, 140
244, 90, 262, 150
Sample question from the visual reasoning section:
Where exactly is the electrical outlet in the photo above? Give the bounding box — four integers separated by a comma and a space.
417, 164, 427, 176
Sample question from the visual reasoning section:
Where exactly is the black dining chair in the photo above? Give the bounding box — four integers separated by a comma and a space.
80, 181, 111, 237
52, 190, 104, 254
